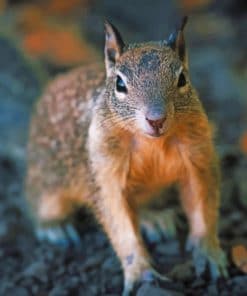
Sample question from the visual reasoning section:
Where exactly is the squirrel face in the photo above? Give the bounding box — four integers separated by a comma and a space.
104, 18, 190, 137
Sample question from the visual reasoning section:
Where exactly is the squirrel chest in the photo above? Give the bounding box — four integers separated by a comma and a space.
127, 134, 184, 193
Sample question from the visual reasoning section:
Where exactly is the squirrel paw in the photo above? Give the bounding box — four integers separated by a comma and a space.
122, 269, 170, 296
141, 209, 176, 243
36, 223, 81, 247
186, 237, 228, 280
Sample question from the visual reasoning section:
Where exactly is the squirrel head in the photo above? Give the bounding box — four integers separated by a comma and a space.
104, 17, 192, 138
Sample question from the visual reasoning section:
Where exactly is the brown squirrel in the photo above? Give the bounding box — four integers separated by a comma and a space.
26, 17, 227, 295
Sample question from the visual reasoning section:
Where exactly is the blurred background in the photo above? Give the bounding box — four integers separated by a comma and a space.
0, 0, 246, 295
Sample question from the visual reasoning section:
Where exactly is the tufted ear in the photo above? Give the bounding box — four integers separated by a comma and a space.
104, 20, 125, 76
167, 16, 188, 67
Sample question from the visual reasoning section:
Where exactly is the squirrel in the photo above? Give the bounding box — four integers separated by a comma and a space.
26, 17, 228, 295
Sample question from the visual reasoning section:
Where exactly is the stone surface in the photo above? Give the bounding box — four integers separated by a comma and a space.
137, 283, 184, 296
0, 1, 246, 296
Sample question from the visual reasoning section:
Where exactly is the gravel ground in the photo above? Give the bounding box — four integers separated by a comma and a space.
0, 1, 247, 295
0, 147, 247, 295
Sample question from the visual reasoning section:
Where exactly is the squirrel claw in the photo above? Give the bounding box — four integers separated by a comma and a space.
122, 269, 170, 296
208, 251, 229, 280
186, 237, 228, 280
36, 223, 81, 247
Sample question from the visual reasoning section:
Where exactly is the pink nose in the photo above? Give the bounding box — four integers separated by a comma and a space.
145, 116, 165, 129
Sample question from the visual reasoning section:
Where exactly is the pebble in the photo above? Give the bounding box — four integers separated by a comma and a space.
191, 278, 205, 288
155, 240, 180, 256
83, 252, 105, 270
22, 261, 47, 278
49, 286, 68, 296
137, 283, 184, 296
230, 275, 247, 294
102, 256, 119, 272
207, 284, 218, 296
4, 287, 29, 296
169, 261, 194, 282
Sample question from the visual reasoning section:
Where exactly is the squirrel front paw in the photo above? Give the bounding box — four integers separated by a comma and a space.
36, 223, 81, 247
122, 269, 170, 296
186, 237, 228, 280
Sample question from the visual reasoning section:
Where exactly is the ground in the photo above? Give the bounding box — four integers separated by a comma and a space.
0, 0, 247, 295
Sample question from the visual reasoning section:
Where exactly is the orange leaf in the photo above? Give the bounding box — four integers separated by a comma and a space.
17, 5, 46, 32
0, 0, 6, 12
179, 0, 213, 11
23, 25, 98, 66
240, 133, 247, 154
232, 245, 247, 273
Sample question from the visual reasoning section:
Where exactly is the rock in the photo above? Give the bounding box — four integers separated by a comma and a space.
137, 283, 184, 296
230, 275, 247, 294
94, 231, 108, 248
0, 36, 44, 155
22, 261, 47, 278
83, 252, 105, 271
207, 284, 218, 296
168, 261, 194, 282
31, 285, 39, 294
49, 286, 68, 296
191, 278, 205, 288
155, 240, 180, 256
102, 256, 119, 272
0, 223, 7, 237
4, 287, 29, 296
109, 274, 122, 288
0, 282, 14, 295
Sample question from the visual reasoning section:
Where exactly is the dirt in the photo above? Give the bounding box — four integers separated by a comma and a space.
0, 0, 247, 295
0, 148, 247, 295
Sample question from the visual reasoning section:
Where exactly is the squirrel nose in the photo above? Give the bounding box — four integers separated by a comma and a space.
145, 115, 166, 129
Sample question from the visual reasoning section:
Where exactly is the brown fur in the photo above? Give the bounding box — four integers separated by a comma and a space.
26, 20, 226, 295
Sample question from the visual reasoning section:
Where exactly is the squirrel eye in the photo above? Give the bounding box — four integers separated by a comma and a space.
177, 72, 186, 88
116, 75, 127, 93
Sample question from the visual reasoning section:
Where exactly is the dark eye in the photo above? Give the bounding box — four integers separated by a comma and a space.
116, 75, 127, 93
177, 72, 186, 88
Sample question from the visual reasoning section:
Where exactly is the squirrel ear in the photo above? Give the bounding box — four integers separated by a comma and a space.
167, 16, 188, 66
104, 20, 125, 75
